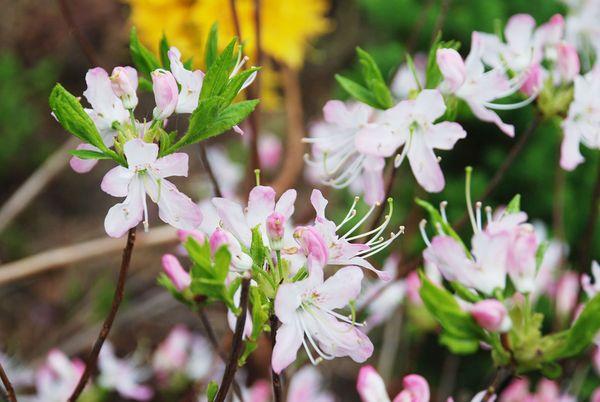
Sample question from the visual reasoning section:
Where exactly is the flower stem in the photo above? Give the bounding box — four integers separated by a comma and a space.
270, 313, 283, 402
0, 360, 17, 402
214, 278, 251, 402
68, 227, 137, 402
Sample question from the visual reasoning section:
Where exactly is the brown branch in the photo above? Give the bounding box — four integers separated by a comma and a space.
578, 160, 600, 270
56, 0, 101, 67
214, 278, 251, 402
0, 361, 17, 402
482, 366, 513, 402
270, 314, 283, 402
199, 144, 223, 198
68, 228, 137, 401
270, 66, 305, 194
197, 308, 244, 401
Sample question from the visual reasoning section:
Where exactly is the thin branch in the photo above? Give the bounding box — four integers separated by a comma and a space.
199, 144, 223, 198
68, 228, 137, 401
0, 225, 177, 286
482, 366, 513, 402
270, 66, 305, 194
270, 313, 283, 402
0, 361, 17, 402
578, 159, 600, 269
0, 137, 78, 234
56, 0, 101, 67
214, 278, 251, 402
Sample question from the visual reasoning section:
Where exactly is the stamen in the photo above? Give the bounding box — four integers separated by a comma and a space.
483, 91, 538, 110
359, 229, 403, 258
419, 219, 431, 247
440, 201, 448, 223
341, 203, 378, 239
141, 183, 149, 232
465, 167, 478, 234
434, 222, 445, 236
336, 196, 359, 230
365, 198, 394, 245
475, 202, 483, 232
485, 206, 493, 225
394, 132, 413, 168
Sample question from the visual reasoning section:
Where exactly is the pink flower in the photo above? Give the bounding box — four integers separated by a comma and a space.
97, 342, 153, 401
293, 225, 329, 267
391, 53, 426, 99
287, 365, 334, 402
500, 378, 530, 402
469, 299, 512, 332
556, 42, 580, 83
266, 211, 285, 250
437, 37, 519, 137
161, 254, 191, 291
560, 68, 600, 170
110, 66, 139, 109
555, 271, 580, 319
209, 228, 253, 271
168, 47, 205, 114
259, 134, 283, 170
357, 366, 430, 402
177, 229, 206, 244
33, 349, 84, 402
151, 69, 179, 120
520, 63, 544, 97
70, 143, 101, 174
271, 261, 372, 373
101, 139, 202, 237
356, 89, 466, 192
582, 261, 600, 298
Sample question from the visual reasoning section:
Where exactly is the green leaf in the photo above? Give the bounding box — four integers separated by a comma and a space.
49, 84, 106, 151
220, 67, 260, 106
129, 27, 160, 77
200, 38, 237, 100
419, 272, 483, 340
415, 198, 467, 252
425, 34, 460, 89
159, 33, 170, 69
213, 246, 232, 282
205, 23, 219, 69
250, 226, 266, 271
68, 149, 111, 160
335, 75, 380, 109
356, 47, 393, 109
505, 194, 521, 214
440, 332, 480, 355
206, 381, 218, 402
450, 281, 482, 303
139, 77, 153, 92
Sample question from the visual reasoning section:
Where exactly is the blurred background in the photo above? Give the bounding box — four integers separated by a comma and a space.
0, 0, 598, 400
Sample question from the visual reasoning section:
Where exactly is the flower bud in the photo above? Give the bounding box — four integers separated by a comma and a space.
399, 374, 430, 402
436, 48, 466, 93
259, 135, 283, 169
520, 63, 544, 97
266, 212, 285, 250
209, 228, 229, 254
177, 229, 206, 244
357, 366, 389, 402
210, 229, 252, 271
161, 254, 190, 291
470, 299, 511, 332
294, 226, 328, 267
555, 271, 579, 319
152, 69, 178, 120
557, 42, 580, 83
405, 271, 423, 305
110, 66, 138, 109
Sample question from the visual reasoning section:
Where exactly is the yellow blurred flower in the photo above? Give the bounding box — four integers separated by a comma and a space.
125, 0, 330, 108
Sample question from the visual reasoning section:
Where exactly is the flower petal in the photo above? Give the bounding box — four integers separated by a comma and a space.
467, 102, 515, 137
407, 133, 445, 192
355, 124, 404, 157
317, 266, 363, 310
101, 166, 134, 197
70, 143, 100, 174
425, 121, 467, 150
437, 48, 466, 93
124, 139, 159, 167
247, 185, 276, 228
157, 180, 202, 231
275, 189, 297, 218
357, 366, 390, 402
413, 89, 446, 122
362, 156, 385, 206
310, 189, 329, 221
560, 124, 584, 171
212, 197, 252, 246
104, 179, 144, 238
153, 152, 189, 178
271, 319, 304, 374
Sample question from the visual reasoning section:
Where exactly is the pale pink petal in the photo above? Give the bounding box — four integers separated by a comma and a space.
120, 385, 154, 401
124, 139, 159, 167
247, 185, 276, 226
70, 143, 100, 174
323, 100, 350, 125
505, 14, 536, 51
104, 179, 144, 238
310, 189, 329, 221
362, 156, 385, 206
153, 153, 189, 178
424, 236, 473, 284
468, 102, 515, 137
157, 180, 202, 230
355, 124, 404, 157
275, 189, 297, 218
275, 282, 305, 324
407, 133, 445, 192
413, 89, 446, 122
357, 366, 390, 402
425, 122, 467, 150
271, 319, 303, 374
101, 166, 134, 197
401, 374, 430, 402
559, 125, 584, 170
83, 67, 128, 127
317, 266, 363, 310
437, 48, 466, 93
212, 198, 252, 246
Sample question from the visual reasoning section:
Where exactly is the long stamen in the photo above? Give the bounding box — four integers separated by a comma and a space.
365, 198, 394, 245
359, 229, 403, 258
475, 201, 483, 232
434, 222, 445, 236
440, 201, 448, 223
141, 182, 149, 232
419, 219, 431, 247
299, 309, 335, 361
325, 155, 366, 188
485, 206, 493, 225
394, 131, 413, 168
341, 203, 378, 240
465, 167, 478, 233
336, 196, 360, 230
323, 309, 366, 327
483, 91, 538, 110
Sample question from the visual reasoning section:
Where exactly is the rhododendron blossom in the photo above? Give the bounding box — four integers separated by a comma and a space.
30, 350, 84, 402
97, 343, 153, 401
101, 139, 202, 237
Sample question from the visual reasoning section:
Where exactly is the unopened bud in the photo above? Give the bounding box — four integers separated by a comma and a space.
266, 212, 285, 250
151, 69, 178, 120
162, 254, 191, 291
110, 66, 138, 109
470, 299, 511, 332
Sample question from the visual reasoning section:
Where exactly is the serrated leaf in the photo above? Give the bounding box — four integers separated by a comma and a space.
205, 23, 219, 69
355, 47, 393, 109
129, 27, 161, 77
69, 149, 111, 160
200, 38, 237, 100
221, 67, 260, 106
159, 33, 170, 69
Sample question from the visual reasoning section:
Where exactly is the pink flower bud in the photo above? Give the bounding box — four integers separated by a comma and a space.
110, 66, 138, 109
161, 254, 190, 291
259, 135, 282, 169
436, 48, 466, 93
470, 299, 511, 332
209, 228, 230, 254
267, 212, 285, 250
357, 366, 389, 402
405, 271, 423, 305
520, 63, 544, 97
152, 69, 178, 120
555, 271, 580, 318
399, 374, 430, 402
294, 226, 328, 267
177, 229, 206, 244
557, 42, 580, 83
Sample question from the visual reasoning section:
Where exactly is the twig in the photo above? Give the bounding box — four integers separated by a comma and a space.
0, 360, 17, 402
270, 66, 305, 194
68, 228, 137, 401
56, 0, 101, 67
270, 314, 283, 402
199, 144, 223, 198
454, 114, 541, 230
578, 159, 600, 269
214, 278, 251, 402
482, 366, 513, 402
0, 138, 78, 234
0, 225, 177, 286
197, 308, 244, 401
